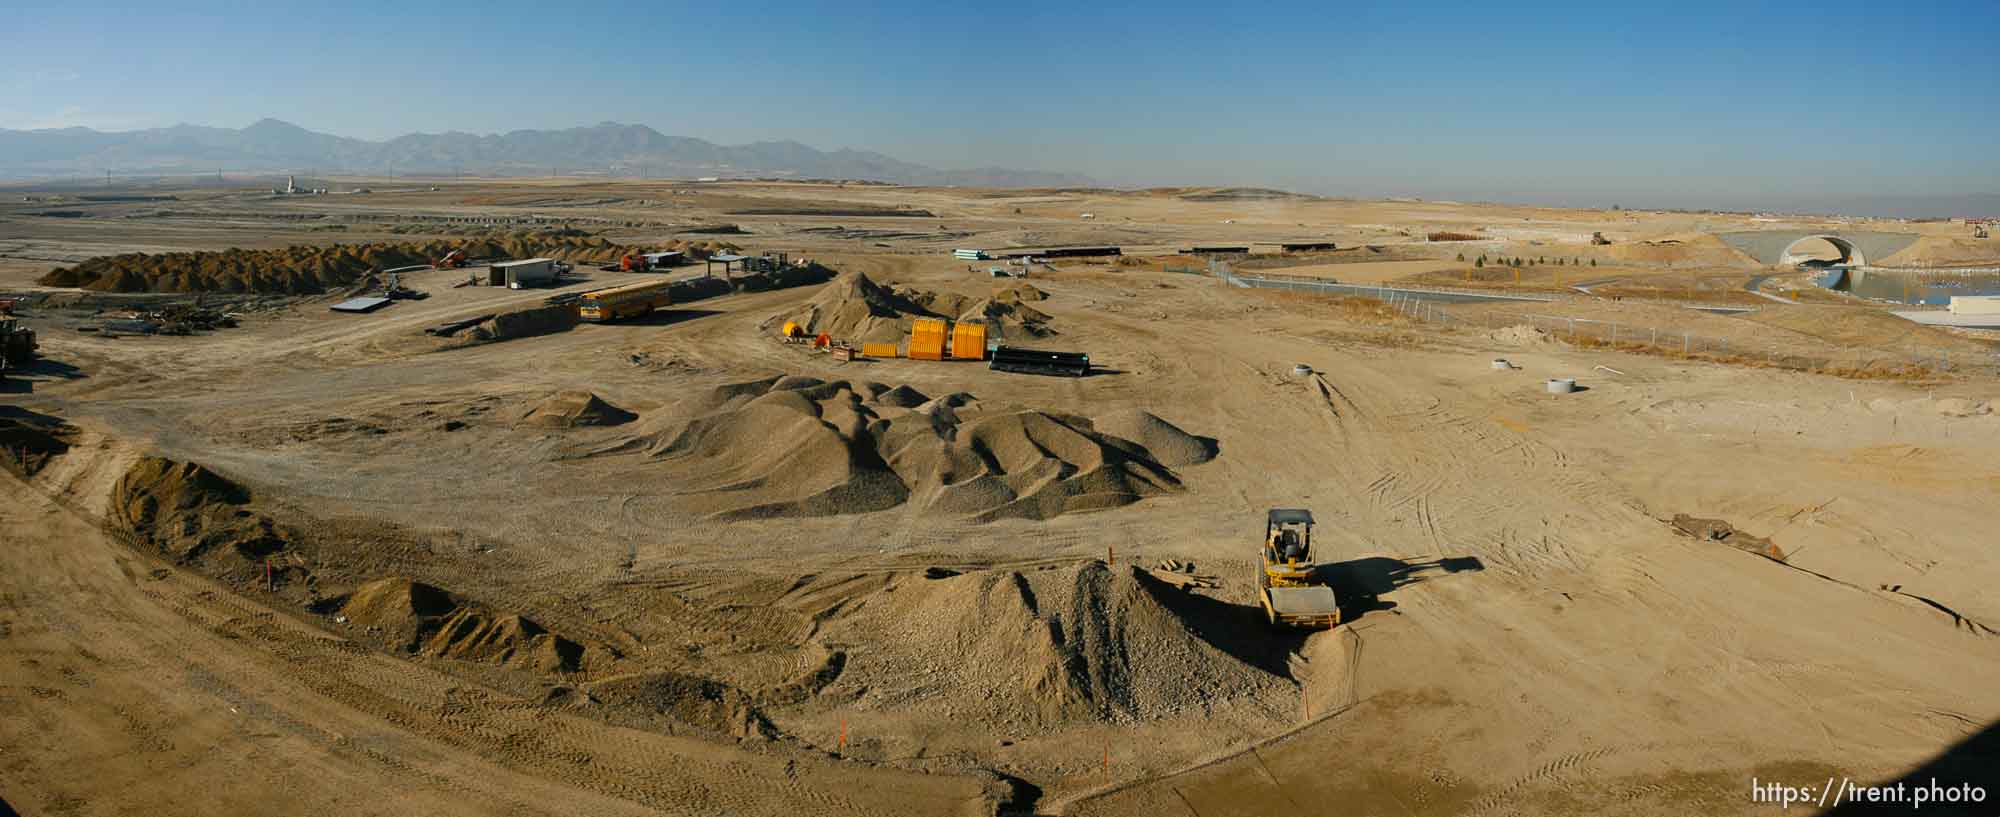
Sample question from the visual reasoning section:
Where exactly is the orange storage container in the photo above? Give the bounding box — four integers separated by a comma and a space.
951, 321, 988, 360
907, 318, 947, 360
861, 342, 899, 358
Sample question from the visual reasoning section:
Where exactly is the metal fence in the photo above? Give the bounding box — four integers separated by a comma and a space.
1213, 262, 2000, 379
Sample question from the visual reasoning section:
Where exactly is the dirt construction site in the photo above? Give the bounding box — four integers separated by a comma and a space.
2, 179, 1998, 816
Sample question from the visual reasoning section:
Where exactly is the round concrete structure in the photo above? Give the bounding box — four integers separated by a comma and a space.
1778, 235, 1863, 267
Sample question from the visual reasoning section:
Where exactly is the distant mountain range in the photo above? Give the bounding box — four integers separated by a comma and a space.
0, 119, 1091, 187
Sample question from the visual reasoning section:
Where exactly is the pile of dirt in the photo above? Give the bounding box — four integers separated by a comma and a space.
767, 272, 1055, 342
823, 562, 1289, 729
606, 376, 1207, 521
336, 577, 588, 673
1670, 514, 1786, 562
765, 271, 940, 343
38, 232, 742, 294
519, 390, 636, 428
994, 282, 1048, 304
582, 672, 778, 740
468, 302, 580, 342
1933, 397, 1992, 417
1090, 409, 1219, 468
958, 283, 1056, 337
1602, 232, 1756, 268
1488, 324, 1555, 346
109, 456, 289, 564
0, 406, 77, 478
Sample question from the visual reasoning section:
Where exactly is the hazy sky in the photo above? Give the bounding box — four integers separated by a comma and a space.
6, 0, 1998, 208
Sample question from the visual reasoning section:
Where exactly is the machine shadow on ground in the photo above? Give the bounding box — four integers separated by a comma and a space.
0, 358, 85, 393
1134, 572, 1311, 678
1320, 555, 1485, 622
1825, 719, 2000, 816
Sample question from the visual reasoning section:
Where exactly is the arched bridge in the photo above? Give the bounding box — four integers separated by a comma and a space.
1715, 230, 1920, 267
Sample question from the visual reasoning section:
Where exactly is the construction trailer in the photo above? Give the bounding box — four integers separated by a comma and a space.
988, 345, 1089, 377
578, 280, 673, 322
488, 258, 557, 289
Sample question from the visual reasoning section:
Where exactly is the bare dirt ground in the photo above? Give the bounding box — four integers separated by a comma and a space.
3, 180, 1998, 816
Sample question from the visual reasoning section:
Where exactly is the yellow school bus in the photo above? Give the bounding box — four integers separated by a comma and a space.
578, 280, 674, 322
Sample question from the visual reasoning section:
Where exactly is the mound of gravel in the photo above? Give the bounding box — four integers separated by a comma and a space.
765, 271, 1056, 343
110, 456, 287, 564
337, 576, 587, 673
822, 562, 1290, 729
767, 271, 940, 342
584, 672, 777, 740
610, 376, 1209, 521
1090, 409, 1219, 468
520, 390, 637, 428
470, 302, 579, 342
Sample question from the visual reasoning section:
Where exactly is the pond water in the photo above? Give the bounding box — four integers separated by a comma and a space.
1818, 267, 2000, 305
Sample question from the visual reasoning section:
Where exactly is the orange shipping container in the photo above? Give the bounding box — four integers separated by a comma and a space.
861, 342, 899, 358
908, 318, 947, 360
951, 321, 988, 360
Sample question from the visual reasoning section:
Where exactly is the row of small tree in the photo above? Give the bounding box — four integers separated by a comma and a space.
1458, 253, 1597, 269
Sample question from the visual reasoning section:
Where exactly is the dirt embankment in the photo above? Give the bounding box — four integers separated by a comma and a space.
593, 376, 1215, 521
0, 406, 77, 478
37, 232, 741, 294
331, 577, 588, 673
105, 454, 609, 675
766, 271, 1053, 343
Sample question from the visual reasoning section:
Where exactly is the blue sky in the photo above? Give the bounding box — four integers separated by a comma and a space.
6, 0, 1998, 208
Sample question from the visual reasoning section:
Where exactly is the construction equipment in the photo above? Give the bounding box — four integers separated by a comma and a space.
950, 321, 988, 360
1, 318, 38, 367
1257, 509, 1340, 629
988, 345, 1089, 377
907, 317, 948, 360
434, 249, 469, 269
578, 280, 674, 322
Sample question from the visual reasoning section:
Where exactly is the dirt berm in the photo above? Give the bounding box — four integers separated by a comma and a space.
37, 232, 740, 294
518, 390, 637, 428
597, 376, 1213, 521
110, 456, 290, 564
766, 271, 1052, 343
333, 577, 590, 673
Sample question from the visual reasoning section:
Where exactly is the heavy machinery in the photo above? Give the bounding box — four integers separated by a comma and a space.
1257, 508, 1341, 629
434, 249, 469, 269
989, 345, 1089, 377
1, 318, 37, 367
